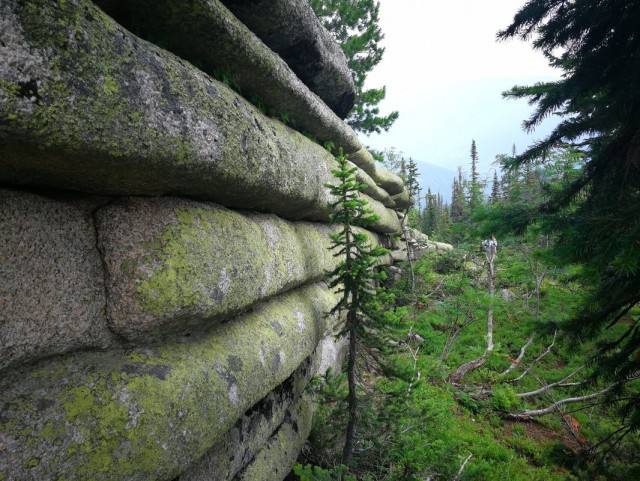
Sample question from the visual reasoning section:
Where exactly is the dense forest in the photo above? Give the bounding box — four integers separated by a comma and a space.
294, 0, 640, 479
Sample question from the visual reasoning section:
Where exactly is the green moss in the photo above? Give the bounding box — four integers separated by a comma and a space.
130, 204, 331, 335
0, 284, 334, 479
102, 76, 118, 95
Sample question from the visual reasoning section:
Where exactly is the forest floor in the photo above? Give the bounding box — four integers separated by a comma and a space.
294, 243, 640, 481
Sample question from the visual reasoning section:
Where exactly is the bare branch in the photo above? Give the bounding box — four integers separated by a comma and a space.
506, 374, 640, 419
448, 247, 496, 382
453, 452, 473, 481
500, 335, 535, 376
517, 366, 585, 398
510, 330, 557, 382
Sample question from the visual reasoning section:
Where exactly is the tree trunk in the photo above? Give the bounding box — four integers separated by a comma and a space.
448, 246, 496, 383
486, 247, 495, 351
341, 308, 358, 467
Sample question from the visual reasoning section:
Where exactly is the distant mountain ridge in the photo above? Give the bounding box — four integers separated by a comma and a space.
415, 161, 456, 204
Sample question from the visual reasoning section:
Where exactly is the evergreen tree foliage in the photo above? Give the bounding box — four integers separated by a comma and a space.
450, 167, 466, 224
490, 171, 501, 204
497, 0, 640, 440
405, 157, 420, 204
310, 0, 399, 134
468, 139, 484, 211
325, 148, 388, 467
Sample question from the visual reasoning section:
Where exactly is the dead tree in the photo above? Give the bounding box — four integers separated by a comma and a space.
448, 238, 497, 383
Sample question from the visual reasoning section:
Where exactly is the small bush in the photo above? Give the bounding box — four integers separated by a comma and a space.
490, 385, 521, 412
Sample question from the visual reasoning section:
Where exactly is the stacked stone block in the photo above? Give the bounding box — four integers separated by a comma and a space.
0, 0, 409, 479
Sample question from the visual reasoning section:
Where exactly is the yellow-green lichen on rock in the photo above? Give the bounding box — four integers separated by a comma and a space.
96, 197, 392, 342
93, 0, 359, 151
235, 395, 314, 481
0, 283, 337, 481
178, 353, 319, 481
0, 0, 397, 233
97, 197, 343, 342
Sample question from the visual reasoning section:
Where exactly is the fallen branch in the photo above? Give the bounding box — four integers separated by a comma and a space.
452, 452, 473, 481
506, 385, 615, 419
500, 335, 534, 376
517, 366, 585, 398
509, 330, 557, 382
507, 374, 640, 419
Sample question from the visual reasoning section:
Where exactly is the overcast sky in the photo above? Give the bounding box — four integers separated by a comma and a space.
359, 0, 561, 178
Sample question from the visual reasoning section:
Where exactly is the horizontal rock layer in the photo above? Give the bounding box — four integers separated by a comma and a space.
349, 149, 405, 196
0, 188, 389, 370
219, 0, 356, 119
93, 0, 359, 151
98, 197, 345, 342
179, 335, 345, 481
236, 395, 314, 481
0, 0, 400, 234
0, 283, 337, 481
179, 357, 313, 481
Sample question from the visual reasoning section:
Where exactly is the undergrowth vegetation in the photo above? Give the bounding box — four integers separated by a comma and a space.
293, 243, 640, 481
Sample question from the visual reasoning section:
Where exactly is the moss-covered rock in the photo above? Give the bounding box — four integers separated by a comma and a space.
351, 161, 395, 208
235, 395, 314, 481
93, 0, 359, 151
0, 189, 117, 372
348, 149, 406, 196
218, 0, 356, 119
0, 283, 336, 481
179, 355, 314, 481
0, 0, 393, 231
96, 197, 387, 342
391, 188, 413, 210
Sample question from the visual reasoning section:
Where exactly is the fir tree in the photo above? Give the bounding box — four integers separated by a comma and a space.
310, 0, 398, 134
499, 0, 640, 444
468, 139, 484, 211
490, 171, 501, 204
325, 148, 388, 466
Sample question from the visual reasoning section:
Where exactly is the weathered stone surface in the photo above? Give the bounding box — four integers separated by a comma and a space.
93, 0, 360, 153
315, 334, 349, 377
0, 283, 336, 481
373, 168, 406, 196
367, 197, 403, 234
352, 161, 395, 208
219, 0, 356, 119
348, 149, 406, 196
235, 395, 314, 481
96, 197, 389, 342
392, 188, 413, 210
179, 356, 314, 481
0, 0, 395, 232
499, 289, 517, 302
0, 189, 116, 372
431, 241, 454, 251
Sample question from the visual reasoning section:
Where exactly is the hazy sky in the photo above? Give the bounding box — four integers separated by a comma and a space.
359, 0, 561, 178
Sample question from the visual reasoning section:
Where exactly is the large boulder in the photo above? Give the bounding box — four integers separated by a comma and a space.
0, 0, 398, 234
178, 356, 314, 481
97, 197, 340, 342
219, 0, 356, 119
348, 149, 406, 196
0, 283, 337, 481
235, 395, 314, 481
93, 0, 360, 152
0, 189, 116, 372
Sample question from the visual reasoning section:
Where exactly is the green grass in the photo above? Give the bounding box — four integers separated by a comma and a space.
296, 245, 639, 480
